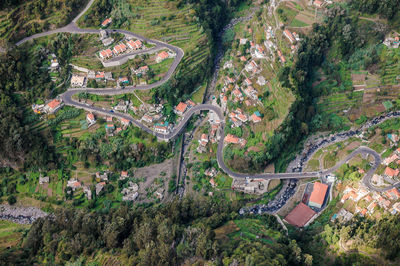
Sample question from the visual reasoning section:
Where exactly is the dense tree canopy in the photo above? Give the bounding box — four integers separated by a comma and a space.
1, 195, 311, 265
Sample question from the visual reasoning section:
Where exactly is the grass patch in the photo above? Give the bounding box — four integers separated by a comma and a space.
0, 220, 30, 250
290, 18, 309, 27
191, 83, 207, 103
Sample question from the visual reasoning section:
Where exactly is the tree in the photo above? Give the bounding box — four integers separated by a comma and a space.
7, 195, 17, 205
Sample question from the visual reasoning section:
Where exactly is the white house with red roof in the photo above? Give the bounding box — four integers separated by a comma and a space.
232, 88, 243, 101
142, 115, 153, 123
99, 48, 113, 59
283, 29, 296, 44
44, 99, 63, 113
385, 187, 400, 201
121, 118, 131, 127
86, 113, 96, 126
113, 43, 127, 55
156, 51, 170, 63
127, 39, 143, 50
101, 18, 112, 27
313, 0, 324, 8
175, 102, 187, 115
67, 179, 81, 191
197, 133, 209, 153
251, 112, 262, 123
244, 78, 253, 86
135, 65, 149, 75
245, 60, 259, 74
244, 86, 258, 100
384, 167, 399, 178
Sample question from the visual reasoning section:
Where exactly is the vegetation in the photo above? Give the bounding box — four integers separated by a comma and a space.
0, 0, 88, 42
0, 196, 308, 265
0, 49, 56, 169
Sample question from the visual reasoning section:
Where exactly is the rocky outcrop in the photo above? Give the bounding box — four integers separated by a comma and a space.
0, 205, 48, 224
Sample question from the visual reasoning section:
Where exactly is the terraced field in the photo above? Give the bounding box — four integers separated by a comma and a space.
317, 91, 364, 114
0, 221, 29, 250
379, 46, 400, 85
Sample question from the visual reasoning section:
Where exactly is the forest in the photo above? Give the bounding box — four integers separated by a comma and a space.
0, 0, 88, 42
0, 195, 311, 265
0, 49, 55, 170
2, 194, 399, 265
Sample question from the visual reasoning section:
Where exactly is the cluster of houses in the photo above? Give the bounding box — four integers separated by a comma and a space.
196, 111, 223, 153
228, 108, 262, 128
340, 184, 400, 217
71, 71, 129, 87
65, 170, 142, 202
104, 116, 131, 136
32, 98, 64, 115
147, 99, 199, 135
371, 147, 400, 186
217, 23, 303, 145
99, 38, 143, 60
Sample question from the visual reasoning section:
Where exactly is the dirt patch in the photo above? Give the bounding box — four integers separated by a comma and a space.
268, 179, 281, 191
214, 221, 240, 242
264, 163, 275, 173
135, 158, 173, 199
351, 73, 366, 83
247, 146, 261, 152
363, 91, 376, 103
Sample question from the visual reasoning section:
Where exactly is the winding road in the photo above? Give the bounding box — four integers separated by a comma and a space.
15, 0, 400, 192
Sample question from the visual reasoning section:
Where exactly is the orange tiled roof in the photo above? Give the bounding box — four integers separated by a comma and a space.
385, 167, 399, 177
309, 182, 328, 206
47, 99, 61, 109
176, 102, 187, 113
158, 51, 169, 59
224, 134, 239, 144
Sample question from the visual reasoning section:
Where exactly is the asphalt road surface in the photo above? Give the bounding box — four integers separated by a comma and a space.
15, 0, 400, 192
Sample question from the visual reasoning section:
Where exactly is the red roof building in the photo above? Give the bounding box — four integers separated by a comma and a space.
156, 51, 170, 62
285, 203, 316, 227
224, 134, 239, 144
47, 99, 61, 110
121, 118, 130, 126
385, 187, 400, 201
384, 167, 399, 178
309, 182, 328, 208
251, 113, 262, 123
175, 102, 187, 115
101, 18, 112, 27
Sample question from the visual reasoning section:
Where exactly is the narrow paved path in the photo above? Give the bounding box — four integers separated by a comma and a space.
14, 0, 400, 192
